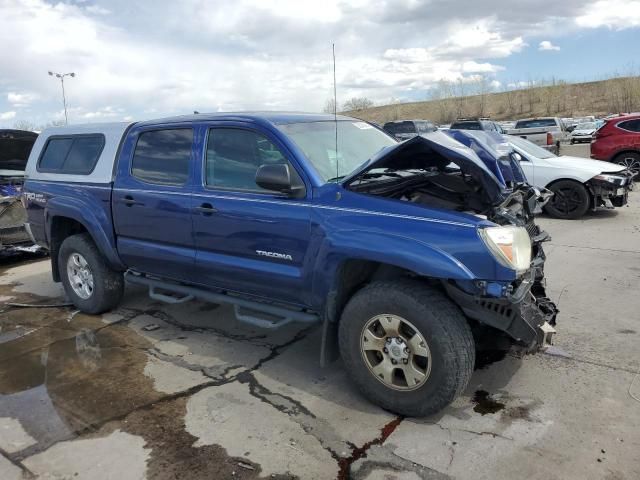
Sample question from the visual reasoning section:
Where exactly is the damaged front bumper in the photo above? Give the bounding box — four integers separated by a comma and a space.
588, 170, 635, 210
0, 191, 37, 254
444, 249, 558, 352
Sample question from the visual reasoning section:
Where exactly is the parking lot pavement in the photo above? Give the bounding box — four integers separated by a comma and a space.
1, 168, 639, 479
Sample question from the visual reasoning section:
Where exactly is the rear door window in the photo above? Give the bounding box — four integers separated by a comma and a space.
131, 129, 193, 185
38, 135, 104, 174
618, 119, 640, 133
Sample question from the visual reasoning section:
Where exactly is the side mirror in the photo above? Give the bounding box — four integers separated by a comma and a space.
255, 164, 304, 197
512, 152, 524, 162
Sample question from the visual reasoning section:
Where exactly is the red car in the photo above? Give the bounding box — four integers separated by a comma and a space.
591, 114, 640, 179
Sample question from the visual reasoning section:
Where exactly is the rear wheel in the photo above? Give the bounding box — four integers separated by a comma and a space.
613, 152, 640, 181
59, 233, 124, 314
338, 279, 474, 417
544, 180, 590, 219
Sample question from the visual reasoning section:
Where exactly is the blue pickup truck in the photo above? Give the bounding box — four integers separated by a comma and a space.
23, 113, 557, 416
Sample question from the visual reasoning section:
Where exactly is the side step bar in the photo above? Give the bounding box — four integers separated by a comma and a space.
124, 272, 319, 329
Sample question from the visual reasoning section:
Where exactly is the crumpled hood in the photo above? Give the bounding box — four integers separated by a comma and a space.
341, 131, 507, 205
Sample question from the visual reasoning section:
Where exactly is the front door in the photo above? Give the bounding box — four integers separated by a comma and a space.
191, 124, 312, 306
113, 125, 196, 281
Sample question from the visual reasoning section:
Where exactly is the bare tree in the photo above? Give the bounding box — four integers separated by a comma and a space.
13, 120, 38, 131
452, 79, 468, 119
429, 80, 454, 124
502, 82, 517, 116
322, 98, 337, 114
342, 97, 374, 111
471, 75, 492, 118
524, 78, 538, 113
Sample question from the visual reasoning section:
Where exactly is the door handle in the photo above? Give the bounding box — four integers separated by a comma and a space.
122, 195, 144, 206
194, 203, 217, 215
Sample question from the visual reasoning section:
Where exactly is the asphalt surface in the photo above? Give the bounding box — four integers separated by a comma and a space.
1, 143, 639, 480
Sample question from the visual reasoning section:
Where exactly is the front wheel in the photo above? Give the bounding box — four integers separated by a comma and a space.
338, 280, 475, 417
544, 180, 590, 219
58, 233, 124, 314
614, 152, 640, 181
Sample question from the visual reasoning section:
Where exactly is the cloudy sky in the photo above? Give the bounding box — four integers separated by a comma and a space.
0, 0, 639, 127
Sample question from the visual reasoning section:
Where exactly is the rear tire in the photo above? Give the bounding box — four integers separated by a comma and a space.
338, 279, 475, 417
58, 233, 124, 314
544, 180, 590, 219
613, 152, 640, 181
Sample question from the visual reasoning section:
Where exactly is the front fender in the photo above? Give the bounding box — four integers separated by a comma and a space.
310, 229, 476, 312
46, 196, 125, 271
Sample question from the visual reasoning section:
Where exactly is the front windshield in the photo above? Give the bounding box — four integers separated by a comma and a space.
576, 122, 596, 130
279, 121, 396, 181
507, 135, 557, 159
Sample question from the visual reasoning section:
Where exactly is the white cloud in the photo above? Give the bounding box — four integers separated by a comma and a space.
0, 0, 636, 125
539, 40, 560, 51
7, 92, 39, 107
0, 111, 17, 120
576, 0, 640, 29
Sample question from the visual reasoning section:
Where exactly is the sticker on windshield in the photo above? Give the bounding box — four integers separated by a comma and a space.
352, 122, 373, 130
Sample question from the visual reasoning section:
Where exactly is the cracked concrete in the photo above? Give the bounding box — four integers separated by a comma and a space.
0, 148, 639, 479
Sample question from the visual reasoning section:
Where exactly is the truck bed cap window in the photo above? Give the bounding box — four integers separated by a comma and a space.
38, 134, 104, 174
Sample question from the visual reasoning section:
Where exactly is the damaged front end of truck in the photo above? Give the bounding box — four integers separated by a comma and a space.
343, 131, 558, 352
0, 129, 39, 255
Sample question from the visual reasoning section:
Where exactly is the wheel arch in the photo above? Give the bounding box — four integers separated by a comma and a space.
46, 198, 125, 281
612, 150, 640, 163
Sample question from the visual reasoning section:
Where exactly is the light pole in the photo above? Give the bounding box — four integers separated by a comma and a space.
48, 71, 75, 125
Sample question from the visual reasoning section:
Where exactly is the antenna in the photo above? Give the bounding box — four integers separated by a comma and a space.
332, 43, 338, 181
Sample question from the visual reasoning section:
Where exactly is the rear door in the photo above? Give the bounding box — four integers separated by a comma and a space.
113, 124, 196, 281
191, 122, 313, 306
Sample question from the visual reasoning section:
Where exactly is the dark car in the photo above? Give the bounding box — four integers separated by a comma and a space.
382, 120, 436, 140
449, 118, 505, 134
1, 129, 39, 253
591, 114, 640, 179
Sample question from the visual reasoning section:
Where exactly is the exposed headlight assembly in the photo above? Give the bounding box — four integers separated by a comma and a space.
592, 173, 624, 184
479, 226, 532, 274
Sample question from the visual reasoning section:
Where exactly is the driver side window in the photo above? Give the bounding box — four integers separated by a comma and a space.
205, 128, 290, 191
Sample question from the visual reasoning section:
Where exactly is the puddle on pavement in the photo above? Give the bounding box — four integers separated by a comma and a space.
0, 261, 290, 478
0, 307, 162, 453
471, 390, 506, 415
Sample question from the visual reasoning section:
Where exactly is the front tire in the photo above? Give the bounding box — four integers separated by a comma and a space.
58, 233, 124, 314
544, 180, 590, 219
338, 279, 475, 417
613, 152, 640, 181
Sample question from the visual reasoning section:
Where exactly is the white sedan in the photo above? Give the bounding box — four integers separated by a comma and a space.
507, 135, 634, 219
569, 122, 596, 144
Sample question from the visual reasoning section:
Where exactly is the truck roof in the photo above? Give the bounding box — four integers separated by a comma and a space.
135, 112, 355, 128
26, 113, 361, 185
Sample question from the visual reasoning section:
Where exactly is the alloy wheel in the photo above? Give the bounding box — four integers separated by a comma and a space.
550, 186, 584, 216
66, 252, 94, 299
360, 314, 432, 391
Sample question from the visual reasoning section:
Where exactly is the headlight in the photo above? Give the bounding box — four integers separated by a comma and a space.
592, 174, 623, 184
479, 226, 532, 273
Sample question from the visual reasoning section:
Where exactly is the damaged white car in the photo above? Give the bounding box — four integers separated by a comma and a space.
0, 129, 39, 254
507, 135, 634, 219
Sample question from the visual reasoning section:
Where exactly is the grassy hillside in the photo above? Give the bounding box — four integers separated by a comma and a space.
346, 76, 640, 125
